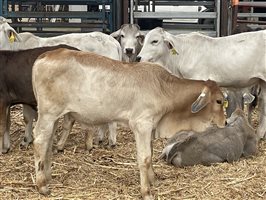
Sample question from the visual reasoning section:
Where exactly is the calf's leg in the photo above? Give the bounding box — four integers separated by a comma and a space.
85, 130, 94, 151
21, 105, 37, 148
257, 82, 266, 139
108, 122, 117, 147
130, 120, 154, 200
95, 124, 108, 145
202, 153, 224, 165
56, 114, 75, 151
95, 122, 117, 147
34, 114, 56, 195
0, 102, 10, 154
4, 107, 11, 152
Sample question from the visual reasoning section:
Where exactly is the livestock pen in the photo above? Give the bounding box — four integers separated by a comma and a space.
1, 0, 265, 199
0, 105, 265, 199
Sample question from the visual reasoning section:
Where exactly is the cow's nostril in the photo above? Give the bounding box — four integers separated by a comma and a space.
125, 48, 133, 54
136, 56, 141, 62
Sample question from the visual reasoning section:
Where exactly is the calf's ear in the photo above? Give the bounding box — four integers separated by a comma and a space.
110, 29, 121, 41
163, 39, 179, 55
191, 86, 210, 113
8, 29, 22, 42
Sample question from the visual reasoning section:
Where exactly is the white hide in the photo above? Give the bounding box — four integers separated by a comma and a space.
138, 28, 266, 138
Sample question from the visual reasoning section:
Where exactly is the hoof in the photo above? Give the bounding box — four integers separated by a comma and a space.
20, 137, 33, 149
55, 148, 64, 153
107, 144, 116, 149
85, 146, 94, 152
1, 147, 10, 154
38, 186, 51, 196
19, 143, 29, 150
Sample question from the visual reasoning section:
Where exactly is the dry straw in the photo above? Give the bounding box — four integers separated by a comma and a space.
0, 105, 265, 199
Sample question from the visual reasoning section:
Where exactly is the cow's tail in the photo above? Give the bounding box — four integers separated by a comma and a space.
32, 59, 42, 105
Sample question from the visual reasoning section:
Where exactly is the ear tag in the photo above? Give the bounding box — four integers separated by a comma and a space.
171, 48, 178, 55
223, 100, 228, 108
9, 32, 15, 43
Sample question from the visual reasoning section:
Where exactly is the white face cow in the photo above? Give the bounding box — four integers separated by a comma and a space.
0, 17, 21, 50
111, 24, 144, 62
137, 27, 266, 139
136, 27, 170, 64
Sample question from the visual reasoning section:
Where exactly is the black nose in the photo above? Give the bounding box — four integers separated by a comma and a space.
125, 48, 133, 54
136, 56, 141, 62
225, 121, 228, 126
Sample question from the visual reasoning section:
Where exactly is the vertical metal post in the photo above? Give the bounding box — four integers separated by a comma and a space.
130, 0, 133, 24
220, 0, 229, 36
228, 1, 232, 35
152, 0, 155, 12
231, 0, 239, 34
0, 0, 2, 16
3, 0, 8, 17
123, 0, 129, 24
115, 0, 122, 30
102, 2, 106, 32
216, 0, 221, 37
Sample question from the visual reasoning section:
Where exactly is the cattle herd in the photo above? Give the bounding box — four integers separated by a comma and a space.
0, 16, 265, 199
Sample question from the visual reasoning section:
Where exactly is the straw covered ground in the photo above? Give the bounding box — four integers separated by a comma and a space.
0, 105, 265, 200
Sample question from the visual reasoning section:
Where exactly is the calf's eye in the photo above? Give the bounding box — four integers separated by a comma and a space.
151, 40, 158, 44
216, 100, 222, 104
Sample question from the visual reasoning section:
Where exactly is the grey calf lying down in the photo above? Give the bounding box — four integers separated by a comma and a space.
160, 109, 258, 167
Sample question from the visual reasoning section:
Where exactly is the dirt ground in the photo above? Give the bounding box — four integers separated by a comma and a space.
0, 105, 265, 200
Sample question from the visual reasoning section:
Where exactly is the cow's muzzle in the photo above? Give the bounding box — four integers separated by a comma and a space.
136, 56, 141, 62
125, 48, 134, 55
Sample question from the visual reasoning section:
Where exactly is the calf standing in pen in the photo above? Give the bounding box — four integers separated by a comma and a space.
0, 17, 122, 151
32, 48, 226, 199
0, 45, 77, 153
160, 109, 258, 167
111, 24, 144, 62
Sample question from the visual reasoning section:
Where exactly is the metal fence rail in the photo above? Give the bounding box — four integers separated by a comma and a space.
130, 0, 221, 37
0, 0, 115, 35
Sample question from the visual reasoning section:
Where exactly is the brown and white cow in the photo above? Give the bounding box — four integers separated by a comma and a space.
160, 109, 258, 167
32, 48, 226, 199
0, 17, 121, 151
0, 45, 77, 153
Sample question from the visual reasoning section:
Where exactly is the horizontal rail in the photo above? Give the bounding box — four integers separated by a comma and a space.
134, 11, 217, 19
237, 20, 266, 25
5, 11, 105, 18
10, 22, 105, 28
238, 13, 266, 18
142, 29, 217, 37
6, 0, 112, 4
163, 23, 214, 29
143, 1, 215, 7
238, 2, 266, 8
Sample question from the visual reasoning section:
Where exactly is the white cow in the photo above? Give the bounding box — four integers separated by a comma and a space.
111, 24, 144, 62
0, 17, 122, 152
137, 28, 266, 139
32, 48, 226, 199
0, 17, 122, 60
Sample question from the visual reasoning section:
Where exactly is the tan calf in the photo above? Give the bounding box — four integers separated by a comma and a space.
32, 48, 226, 199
